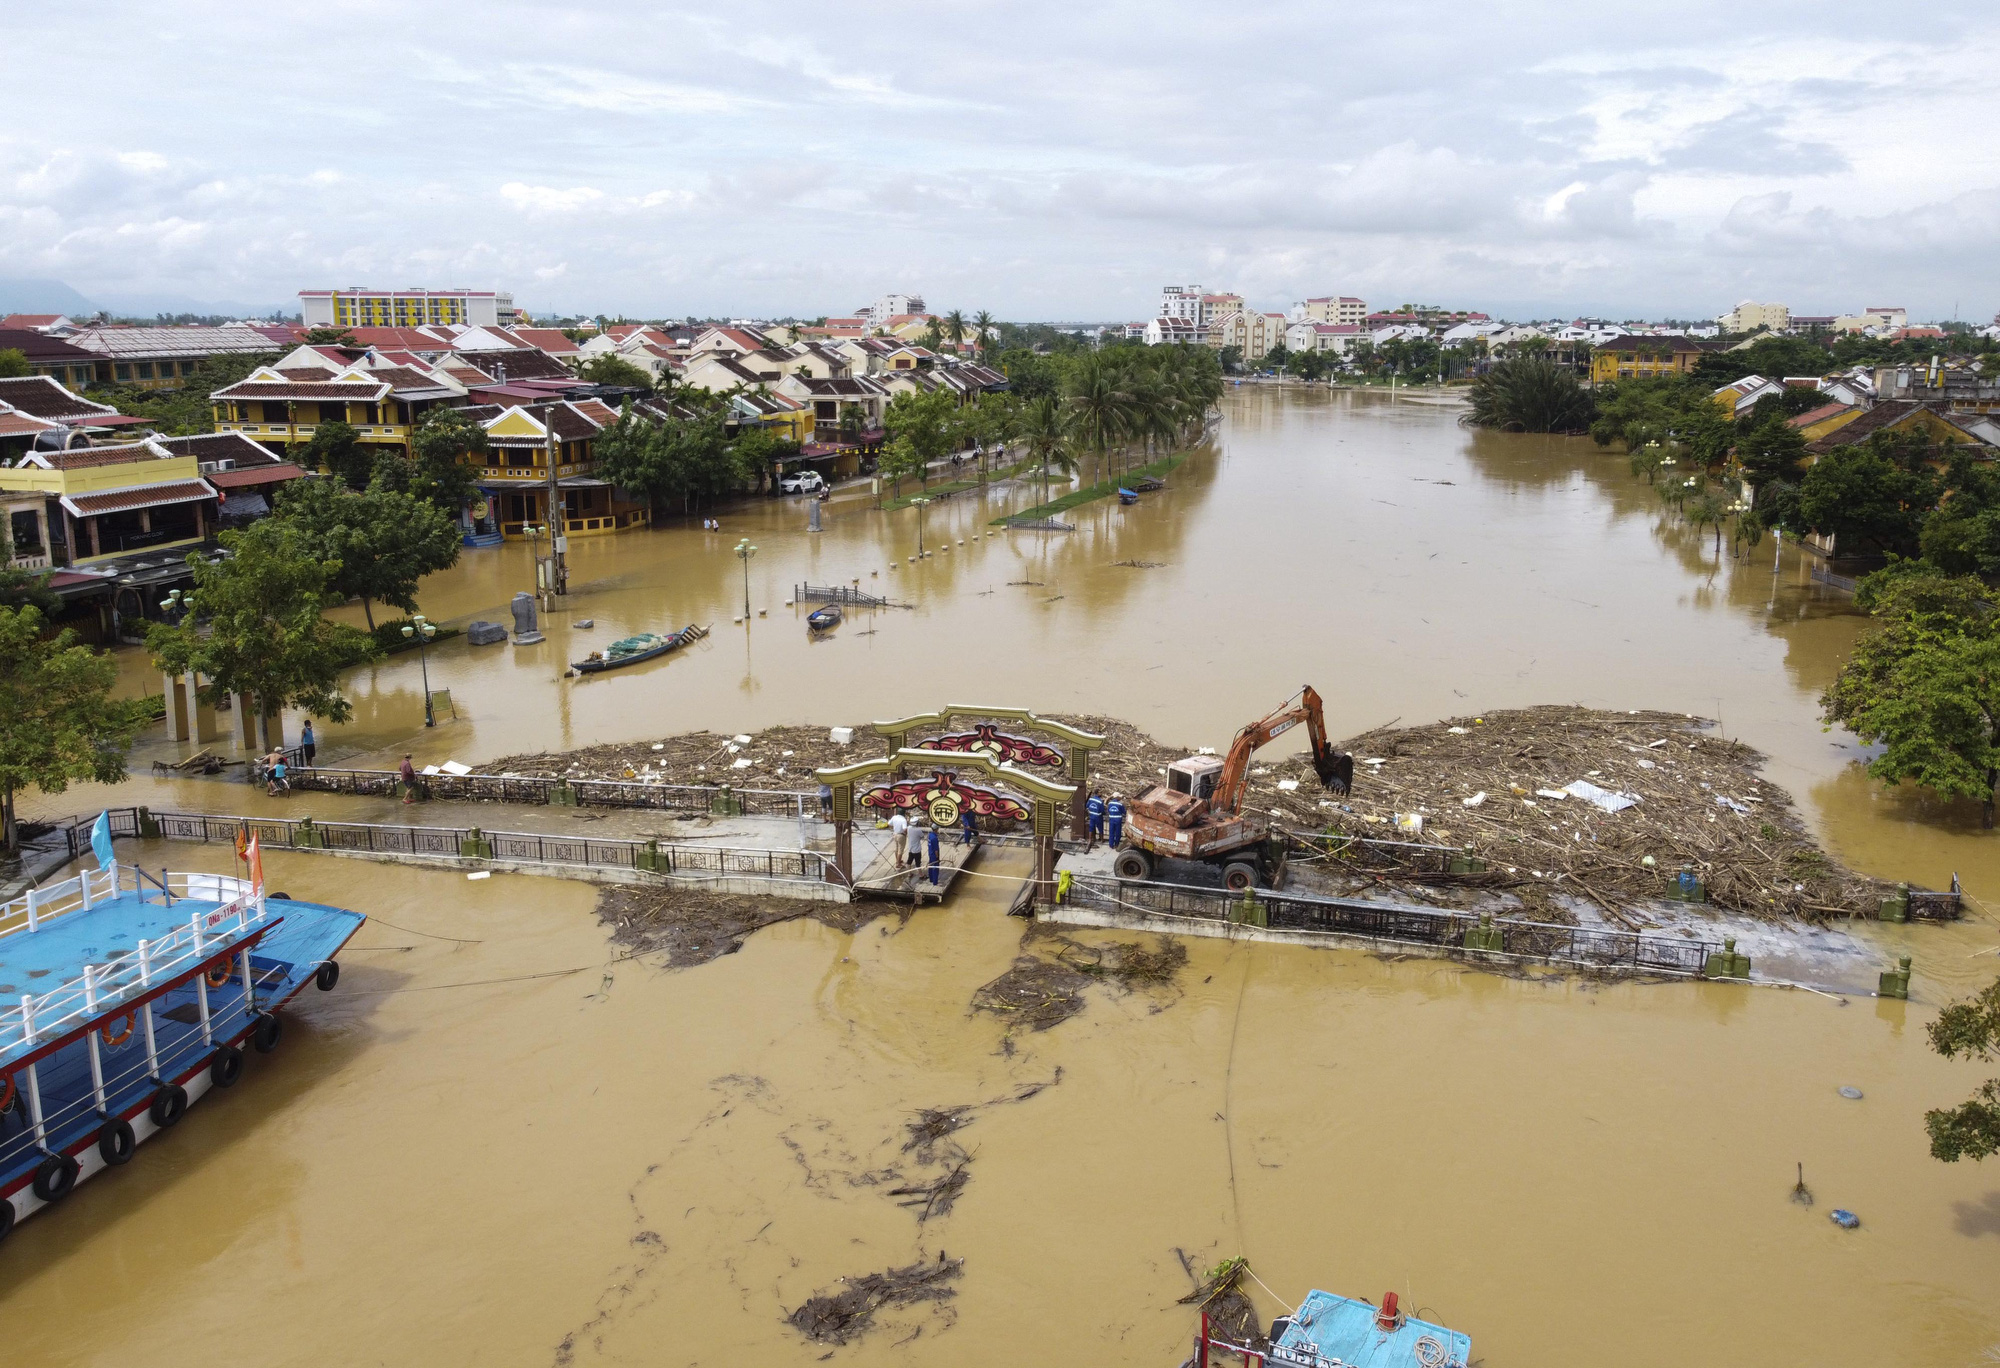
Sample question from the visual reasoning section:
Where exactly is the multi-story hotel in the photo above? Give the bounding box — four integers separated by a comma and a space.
299, 288, 517, 331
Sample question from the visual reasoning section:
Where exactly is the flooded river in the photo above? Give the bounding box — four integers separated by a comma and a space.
13, 387, 2000, 1364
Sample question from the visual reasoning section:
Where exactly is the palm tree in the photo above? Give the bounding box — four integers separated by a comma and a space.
971, 310, 995, 363
1065, 352, 1133, 488
943, 310, 967, 355
1126, 371, 1178, 481
1016, 394, 1076, 508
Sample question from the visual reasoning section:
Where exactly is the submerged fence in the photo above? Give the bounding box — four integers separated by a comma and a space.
32, 807, 835, 887
1058, 873, 1722, 976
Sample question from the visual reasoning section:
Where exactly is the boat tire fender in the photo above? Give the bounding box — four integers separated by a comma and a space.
32, 1152, 80, 1202
209, 1045, 244, 1089
97, 1117, 137, 1166
0, 1196, 12, 1243
315, 959, 341, 992
251, 1012, 282, 1054
149, 1083, 188, 1129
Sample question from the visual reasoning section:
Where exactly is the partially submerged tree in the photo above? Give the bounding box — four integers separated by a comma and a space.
1463, 359, 1595, 433
1925, 974, 2000, 1162
146, 522, 379, 750
1821, 565, 2000, 825
304, 419, 374, 490
883, 389, 961, 492
0, 606, 144, 852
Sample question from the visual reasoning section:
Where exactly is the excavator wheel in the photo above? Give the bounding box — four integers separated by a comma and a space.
1222, 862, 1259, 892
1113, 848, 1154, 881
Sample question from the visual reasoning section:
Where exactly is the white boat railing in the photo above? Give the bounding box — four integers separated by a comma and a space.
0, 865, 267, 1057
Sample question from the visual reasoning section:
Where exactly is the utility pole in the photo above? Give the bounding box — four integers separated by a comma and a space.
543, 414, 568, 597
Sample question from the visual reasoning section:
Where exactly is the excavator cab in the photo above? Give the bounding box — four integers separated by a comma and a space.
1167, 756, 1224, 804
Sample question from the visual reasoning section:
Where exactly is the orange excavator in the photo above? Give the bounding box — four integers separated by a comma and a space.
1115, 685, 1353, 890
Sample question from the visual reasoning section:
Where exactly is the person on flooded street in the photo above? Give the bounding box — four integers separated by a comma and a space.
927, 823, 940, 884
960, 808, 977, 845
300, 719, 316, 768
889, 810, 908, 863
400, 753, 418, 804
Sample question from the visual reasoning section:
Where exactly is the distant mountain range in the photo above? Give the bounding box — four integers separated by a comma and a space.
0, 277, 293, 320
0, 277, 97, 315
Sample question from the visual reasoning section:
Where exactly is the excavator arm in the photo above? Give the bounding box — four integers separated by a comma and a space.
1214, 686, 1353, 816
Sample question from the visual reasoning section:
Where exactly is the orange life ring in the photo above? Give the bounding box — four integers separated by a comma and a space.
101, 1012, 137, 1048
205, 958, 234, 989
0, 1073, 14, 1113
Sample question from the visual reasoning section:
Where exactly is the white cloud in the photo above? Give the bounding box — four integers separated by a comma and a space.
499, 182, 606, 214
0, 2, 1995, 320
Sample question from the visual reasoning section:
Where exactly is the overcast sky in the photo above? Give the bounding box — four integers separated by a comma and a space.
6, 2, 1998, 322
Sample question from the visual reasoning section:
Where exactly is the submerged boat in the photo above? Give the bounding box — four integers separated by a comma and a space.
1132, 475, 1166, 492
1118, 488, 1140, 505
1, 859, 363, 1242
573, 623, 709, 674
806, 604, 842, 631
1193, 1289, 1470, 1368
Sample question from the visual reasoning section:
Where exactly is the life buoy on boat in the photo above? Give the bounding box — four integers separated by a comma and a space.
205, 958, 234, 989
101, 1012, 136, 1048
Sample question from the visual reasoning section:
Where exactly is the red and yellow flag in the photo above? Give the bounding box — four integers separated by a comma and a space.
246, 832, 264, 894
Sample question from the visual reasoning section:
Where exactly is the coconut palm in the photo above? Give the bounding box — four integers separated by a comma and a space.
943, 310, 967, 354
1016, 393, 1076, 507
971, 310, 995, 362
1064, 353, 1133, 488
1126, 371, 1180, 480
1463, 358, 1595, 433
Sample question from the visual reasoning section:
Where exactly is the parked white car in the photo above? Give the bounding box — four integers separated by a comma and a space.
780, 470, 827, 495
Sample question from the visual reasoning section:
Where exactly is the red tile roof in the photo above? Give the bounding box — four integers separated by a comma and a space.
1788, 402, 1853, 429
61, 479, 217, 517
211, 379, 390, 401
208, 462, 306, 488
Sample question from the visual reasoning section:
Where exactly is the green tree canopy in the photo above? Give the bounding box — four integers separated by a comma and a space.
0, 349, 30, 379
1822, 564, 2000, 825
1737, 414, 1811, 530
302, 327, 360, 347
575, 353, 652, 389
1925, 975, 2000, 1162
1797, 440, 1939, 558
883, 389, 961, 489
0, 606, 144, 851
304, 419, 374, 490
0, 521, 60, 614
370, 406, 488, 510
276, 477, 461, 628
146, 522, 379, 748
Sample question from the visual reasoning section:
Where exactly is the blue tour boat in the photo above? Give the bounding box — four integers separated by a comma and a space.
1194, 1288, 1470, 1368
0, 856, 362, 1241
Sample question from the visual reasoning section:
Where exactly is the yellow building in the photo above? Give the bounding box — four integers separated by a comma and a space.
473, 400, 649, 539
211, 366, 462, 457
0, 437, 215, 564
299, 288, 515, 330
1589, 335, 1708, 384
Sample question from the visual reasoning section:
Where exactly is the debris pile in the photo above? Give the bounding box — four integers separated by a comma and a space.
488, 724, 858, 788
785, 1255, 964, 1345
594, 885, 897, 966
972, 929, 1188, 1032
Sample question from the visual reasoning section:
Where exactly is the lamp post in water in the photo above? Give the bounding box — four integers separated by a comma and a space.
734, 538, 757, 621
910, 497, 929, 558
402, 614, 437, 727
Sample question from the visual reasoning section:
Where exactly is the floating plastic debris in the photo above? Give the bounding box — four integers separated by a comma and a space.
1830, 1209, 1859, 1229
1839, 1086, 1863, 1100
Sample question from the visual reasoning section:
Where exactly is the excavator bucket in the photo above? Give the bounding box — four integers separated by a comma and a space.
1313, 749, 1354, 795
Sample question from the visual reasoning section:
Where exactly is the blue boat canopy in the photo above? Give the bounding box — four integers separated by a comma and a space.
1268, 1291, 1471, 1368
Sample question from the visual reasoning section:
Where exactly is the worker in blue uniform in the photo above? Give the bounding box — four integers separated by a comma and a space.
1106, 796, 1126, 847
927, 823, 941, 884
1086, 791, 1106, 841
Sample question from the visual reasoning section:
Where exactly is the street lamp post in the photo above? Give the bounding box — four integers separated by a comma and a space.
911, 497, 929, 557
158, 588, 186, 623
402, 614, 438, 727
734, 538, 757, 620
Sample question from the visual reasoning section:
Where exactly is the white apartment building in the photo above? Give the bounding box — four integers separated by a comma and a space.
857, 293, 927, 329
1159, 285, 1204, 325
1144, 317, 1202, 346
300, 288, 516, 329
1717, 300, 1790, 334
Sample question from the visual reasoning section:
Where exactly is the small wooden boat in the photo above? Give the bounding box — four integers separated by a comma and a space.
572, 623, 709, 674
806, 605, 843, 631
1117, 488, 1140, 505
1132, 475, 1165, 492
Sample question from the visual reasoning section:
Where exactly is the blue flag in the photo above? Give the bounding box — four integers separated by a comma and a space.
90, 810, 114, 870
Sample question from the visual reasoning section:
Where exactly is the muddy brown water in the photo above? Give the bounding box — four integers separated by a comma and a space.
14, 387, 2000, 1364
